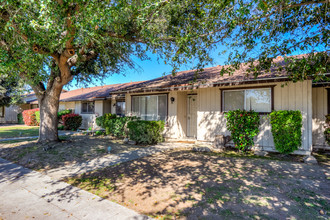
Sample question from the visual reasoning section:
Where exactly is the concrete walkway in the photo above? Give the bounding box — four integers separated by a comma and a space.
0, 142, 192, 219
0, 131, 76, 142
0, 157, 151, 220
44, 142, 192, 180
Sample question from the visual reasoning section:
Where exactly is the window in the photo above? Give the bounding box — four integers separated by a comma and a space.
116, 101, 126, 117
0, 106, 4, 117
81, 101, 95, 114
222, 87, 273, 113
132, 94, 167, 121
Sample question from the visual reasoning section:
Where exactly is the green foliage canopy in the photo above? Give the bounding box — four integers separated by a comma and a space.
1, 0, 328, 90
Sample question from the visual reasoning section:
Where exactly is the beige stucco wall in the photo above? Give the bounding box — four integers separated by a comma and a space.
312, 87, 329, 149
125, 80, 313, 154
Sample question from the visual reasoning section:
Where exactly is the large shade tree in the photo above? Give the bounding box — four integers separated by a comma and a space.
0, 0, 328, 143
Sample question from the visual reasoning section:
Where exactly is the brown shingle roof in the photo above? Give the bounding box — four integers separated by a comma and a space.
29, 82, 143, 104
60, 81, 143, 102
113, 54, 307, 93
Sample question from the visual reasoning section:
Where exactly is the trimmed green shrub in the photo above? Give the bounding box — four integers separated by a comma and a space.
225, 109, 260, 151
62, 113, 82, 130
17, 113, 24, 124
96, 113, 117, 127
104, 116, 137, 137
58, 125, 64, 130
35, 111, 40, 123
127, 120, 165, 145
324, 115, 330, 145
58, 109, 72, 119
270, 110, 302, 154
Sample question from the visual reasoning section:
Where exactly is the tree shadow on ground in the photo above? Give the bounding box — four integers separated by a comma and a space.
0, 135, 145, 171
69, 149, 330, 219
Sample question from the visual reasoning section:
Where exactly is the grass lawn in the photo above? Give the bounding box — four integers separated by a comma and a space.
0, 125, 39, 139
0, 135, 145, 171
67, 149, 330, 220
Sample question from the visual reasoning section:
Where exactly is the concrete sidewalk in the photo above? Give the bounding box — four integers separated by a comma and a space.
0, 158, 150, 220
45, 142, 192, 180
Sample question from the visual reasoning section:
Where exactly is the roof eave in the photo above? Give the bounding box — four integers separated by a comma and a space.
110, 76, 291, 94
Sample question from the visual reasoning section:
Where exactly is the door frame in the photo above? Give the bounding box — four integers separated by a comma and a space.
187, 94, 197, 138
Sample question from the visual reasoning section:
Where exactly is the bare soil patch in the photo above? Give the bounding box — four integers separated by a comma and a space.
67, 149, 330, 219
0, 135, 144, 171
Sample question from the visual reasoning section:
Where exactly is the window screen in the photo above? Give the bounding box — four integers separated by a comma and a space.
222, 88, 272, 113
131, 94, 167, 121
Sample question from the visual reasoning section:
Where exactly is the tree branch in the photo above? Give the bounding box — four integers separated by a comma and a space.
141, 0, 172, 27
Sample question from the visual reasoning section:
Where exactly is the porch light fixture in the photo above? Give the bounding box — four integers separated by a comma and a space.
170, 97, 175, 104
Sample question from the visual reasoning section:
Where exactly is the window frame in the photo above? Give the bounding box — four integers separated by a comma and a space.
130, 93, 168, 121
115, 100, 126, 117
81, 101, 95, 114
220, 85, 275, 114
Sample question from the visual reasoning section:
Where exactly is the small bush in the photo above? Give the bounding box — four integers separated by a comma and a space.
35, 111, 40, 123
58, 125, 64, 130
104, 116, 138, 137
17, 113, 24, 124
22, 108, 40, 126
96, 113, 117, 127
58, 109, 72, 119
127, 120, 165, 145
225, 109, 260, 151
62, 113, 82, 130
324, 115, 330, 145
270, 110, 302, 154
95, 130, 105, 136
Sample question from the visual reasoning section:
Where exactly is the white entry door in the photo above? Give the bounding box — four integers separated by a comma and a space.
187, 95, 197, 138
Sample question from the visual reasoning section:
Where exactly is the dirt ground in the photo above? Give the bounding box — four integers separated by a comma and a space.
68, 149, 330, 220
0, 135, 144, 171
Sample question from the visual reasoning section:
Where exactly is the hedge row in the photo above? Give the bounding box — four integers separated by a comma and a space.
22, 108, 82, 131
96, 115, 164, 145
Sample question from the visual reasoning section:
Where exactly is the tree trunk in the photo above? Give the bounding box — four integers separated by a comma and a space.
37, 83, 64, 143
33, 54, 72, 143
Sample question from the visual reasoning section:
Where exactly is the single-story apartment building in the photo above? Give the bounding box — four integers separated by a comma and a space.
0, 82, 140, 128
0, 92, 41, 123
110, 56, 329, 154
53, 82, 141, 129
